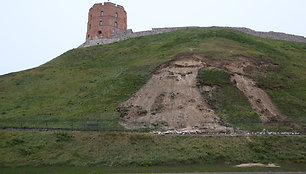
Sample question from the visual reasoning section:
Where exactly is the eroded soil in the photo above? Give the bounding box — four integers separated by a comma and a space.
118, 56, 228, 131
118, 55, 300, 131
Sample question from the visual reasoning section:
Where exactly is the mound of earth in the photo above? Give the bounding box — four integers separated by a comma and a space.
118, 55, 300, 131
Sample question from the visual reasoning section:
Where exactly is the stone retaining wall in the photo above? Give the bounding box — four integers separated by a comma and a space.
230, 27, 306, 43
79, 26, 306, 48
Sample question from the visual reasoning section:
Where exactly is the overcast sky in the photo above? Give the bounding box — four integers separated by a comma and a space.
0, 0, 305, 75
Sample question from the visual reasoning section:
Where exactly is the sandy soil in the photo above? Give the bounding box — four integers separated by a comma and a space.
118, 55, 299, 131
231, 74, 284, 123
118, 56, 228, 131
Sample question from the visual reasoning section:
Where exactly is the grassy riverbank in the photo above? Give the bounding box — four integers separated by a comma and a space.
0, 130, 305, 169
1, 163, 306, 174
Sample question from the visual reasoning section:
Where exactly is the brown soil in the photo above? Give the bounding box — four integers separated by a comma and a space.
118, 56, 229, 131
118, 55, 300, 131
231, 74, 284, 123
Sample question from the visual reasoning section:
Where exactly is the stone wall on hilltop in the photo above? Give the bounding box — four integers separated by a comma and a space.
79, 27, 306, 48
231, 27, 306, 43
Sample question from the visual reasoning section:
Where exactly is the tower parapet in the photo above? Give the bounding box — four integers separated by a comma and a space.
86, 2, 127, 40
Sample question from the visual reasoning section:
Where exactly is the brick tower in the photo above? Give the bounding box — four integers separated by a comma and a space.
86, 2, 127, 40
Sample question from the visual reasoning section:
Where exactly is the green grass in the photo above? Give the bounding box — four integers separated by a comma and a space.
197, 70, 263, 131
0, 28, 305, 130
0, 130, 305, 168
1, 163, 306, 174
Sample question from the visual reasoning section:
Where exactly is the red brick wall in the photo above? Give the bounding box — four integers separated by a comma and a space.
86, 2, 127, 40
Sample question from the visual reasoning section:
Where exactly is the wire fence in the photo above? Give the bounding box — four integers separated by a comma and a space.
0, 119, 304, 134
0, 119, 142, 132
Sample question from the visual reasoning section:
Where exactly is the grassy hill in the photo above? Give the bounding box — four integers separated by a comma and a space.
0, 28, 305, 171
0, 28, 305, 130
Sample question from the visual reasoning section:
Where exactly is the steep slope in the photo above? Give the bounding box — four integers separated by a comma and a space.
118, 56, 229, 131
0, 28, 305, 131
119, 55, 302, 131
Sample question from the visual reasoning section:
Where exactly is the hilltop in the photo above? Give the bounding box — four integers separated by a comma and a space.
80, 27, 306, 47
0, 28, 305, 132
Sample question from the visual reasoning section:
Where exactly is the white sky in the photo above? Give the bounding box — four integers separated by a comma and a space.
0, 0, 305, 75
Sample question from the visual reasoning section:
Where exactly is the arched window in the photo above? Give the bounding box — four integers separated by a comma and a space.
115, 22, 118, 28
112, 29, 115, 33
99, 21, 103, 26
115, 12, 118, 18
101, 11, 104, 16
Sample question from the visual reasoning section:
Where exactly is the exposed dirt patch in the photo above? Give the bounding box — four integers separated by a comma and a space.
231, 74, 284, 123
118, 55, 300, 131
118, 56, 229, 131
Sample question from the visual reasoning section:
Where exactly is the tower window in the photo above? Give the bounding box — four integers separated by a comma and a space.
112, 29, 115, 33
115, 22, 118, 28
99, 20, 103, 26
115, 12, 118, 18
101, 11, 104, 16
